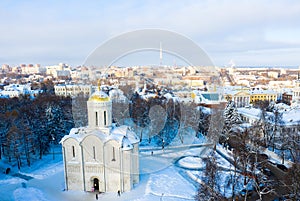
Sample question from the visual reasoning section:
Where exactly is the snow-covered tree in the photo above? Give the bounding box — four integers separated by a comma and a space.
0, 93, 74, 166
46, 104, 68, 143
223, 101, 242, 131
198, 107, 210, 136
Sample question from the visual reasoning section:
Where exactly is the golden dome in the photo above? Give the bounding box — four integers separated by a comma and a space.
88, 91, 110, 102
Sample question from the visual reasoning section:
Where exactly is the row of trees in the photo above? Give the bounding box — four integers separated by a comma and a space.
0, 93, 74, 169
129, 91, 181, 146
197, 100, 300, 200
111, 84, 201, 146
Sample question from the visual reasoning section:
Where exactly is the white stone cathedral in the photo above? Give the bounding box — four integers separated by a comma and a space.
61, 89, 139, 193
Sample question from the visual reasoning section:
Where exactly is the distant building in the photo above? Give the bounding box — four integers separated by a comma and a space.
53, 70, 71, 79
282, 92, 293, 105
292, 76, 300, 106
54, 84, 93, 97
46, 63, 70, 78
224, 87, 250, 108
0, 84, 42, 98
192, 90, 227, 108
61, 89, 139, 192
238, 106, 300, 136
21, 64, 41, 74
249, 88, 277, 103
1, 64, 10, 73
182, 76, 206, 87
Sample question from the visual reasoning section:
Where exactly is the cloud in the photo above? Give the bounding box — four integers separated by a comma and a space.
0, 0, 300, 66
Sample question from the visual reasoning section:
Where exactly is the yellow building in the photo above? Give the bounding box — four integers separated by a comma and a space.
249, 88, 277, 103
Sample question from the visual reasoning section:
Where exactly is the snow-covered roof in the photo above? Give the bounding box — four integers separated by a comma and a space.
110, 125, 140, 144
281, 109, 300, 125
274, 103, 290, 111
109, 89, 128, 102
163, 93, 179, 102
197, 106, 211, 114
223, 86, 249, 95
249, 88, 277, 95
61, 125, 139, 150
237, 107, 262, 119
193, 92, 225, 104
238, 106, 300, 126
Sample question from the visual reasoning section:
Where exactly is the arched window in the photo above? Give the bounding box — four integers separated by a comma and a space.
95, 112, 98, 126
104, 111, 107, 126
72, 146, 75, 158
93, 146, 96, 160
112, 147, 116, 161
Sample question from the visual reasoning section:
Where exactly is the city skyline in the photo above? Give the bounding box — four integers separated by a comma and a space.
1, 0, 300, 66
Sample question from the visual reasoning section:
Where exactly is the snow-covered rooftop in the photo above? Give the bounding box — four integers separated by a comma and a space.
61, 125, 140, 150
238, 107, 262, 119
281, 109, 300, 125
238, 106, 300, 126
249, 88, 277, 95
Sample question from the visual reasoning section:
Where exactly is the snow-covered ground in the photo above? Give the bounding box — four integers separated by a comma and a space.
0, 143, 207, 201
0, 135, 290, 201
178, 156, 206, 169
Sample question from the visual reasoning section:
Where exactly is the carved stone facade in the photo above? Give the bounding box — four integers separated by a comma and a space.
61, 90, 139, 193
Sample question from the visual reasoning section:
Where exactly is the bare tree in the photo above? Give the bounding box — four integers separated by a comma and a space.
195, 151, 226, 201
285, 163, 300, 200
207, 105, 224, 150
177, 102, 199, 144
71, 93, 88, 127
284, 123, 300, 163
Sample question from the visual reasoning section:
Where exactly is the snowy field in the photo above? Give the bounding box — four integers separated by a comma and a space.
0, 143, 213, 201
0, 137, 278, 201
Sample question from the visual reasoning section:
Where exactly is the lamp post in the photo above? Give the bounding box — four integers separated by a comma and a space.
51, 135, 55, 160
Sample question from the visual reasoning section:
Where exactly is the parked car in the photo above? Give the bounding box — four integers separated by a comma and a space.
276, 164, 288, 172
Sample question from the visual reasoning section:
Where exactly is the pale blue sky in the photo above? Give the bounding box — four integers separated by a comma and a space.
1, 0, 300, 66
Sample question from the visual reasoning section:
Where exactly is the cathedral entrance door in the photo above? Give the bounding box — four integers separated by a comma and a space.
93, 178, 99, 191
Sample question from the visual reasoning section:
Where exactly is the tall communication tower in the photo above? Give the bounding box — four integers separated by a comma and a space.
159, 42, 162, 66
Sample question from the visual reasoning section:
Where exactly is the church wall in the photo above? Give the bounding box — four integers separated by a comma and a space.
81, 135, 104, 163
122, 149, 132, 192
63, 138, 84, 191
104, 140, 121, 192
81, 135, 105, 192
132, 143, 140, 184
84, 164, 105, 192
